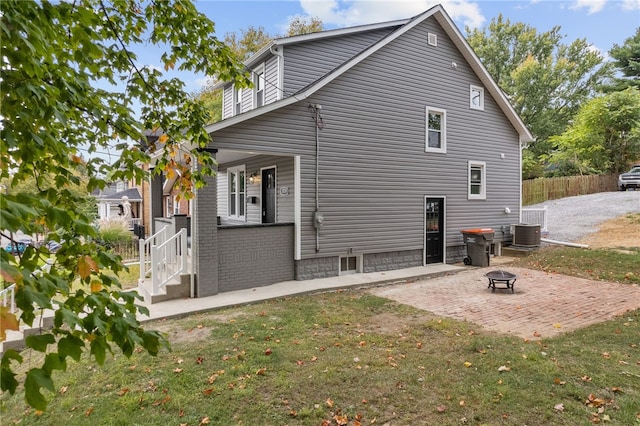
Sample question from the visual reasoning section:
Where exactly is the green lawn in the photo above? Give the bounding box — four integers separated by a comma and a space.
2, 248, 639, 425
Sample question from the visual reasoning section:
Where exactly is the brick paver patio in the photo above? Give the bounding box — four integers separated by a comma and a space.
369, 266, 640, 339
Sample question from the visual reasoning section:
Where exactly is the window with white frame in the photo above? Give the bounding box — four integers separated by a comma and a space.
173, 195, 180, 215
254, 68, 265, 108
468, 161, 486, 200
339, 255, 360, 275
234, 86, 242, 115
228, 166, 246, 218
425, 107, 446, 153
470, 85, 484, 110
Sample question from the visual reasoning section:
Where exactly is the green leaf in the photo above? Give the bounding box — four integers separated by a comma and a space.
58, 335, 84, 362
25, 334, 56, 352
25, 368, 54, 411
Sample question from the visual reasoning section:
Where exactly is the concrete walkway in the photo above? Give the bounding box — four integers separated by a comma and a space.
139, 263, 463, 322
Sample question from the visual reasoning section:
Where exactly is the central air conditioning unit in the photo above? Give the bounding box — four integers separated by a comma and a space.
511, 224, 541, 247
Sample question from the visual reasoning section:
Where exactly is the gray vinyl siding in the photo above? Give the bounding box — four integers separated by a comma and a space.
216, 172, 228, 217
222, 85, 233, 119
282, 28, 398, 95
241, 86, 253, 113
265, 56, 280, 104
210, 16, 522, 260
219, 155, 295, 224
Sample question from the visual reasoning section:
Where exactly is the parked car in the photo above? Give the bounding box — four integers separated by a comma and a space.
4, 238, 34, 255
618, 165, 640, 191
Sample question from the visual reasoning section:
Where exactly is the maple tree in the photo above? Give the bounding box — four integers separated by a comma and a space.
0, 0, 249, 409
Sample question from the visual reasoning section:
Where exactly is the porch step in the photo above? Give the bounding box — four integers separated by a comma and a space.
138, 273, 191, 304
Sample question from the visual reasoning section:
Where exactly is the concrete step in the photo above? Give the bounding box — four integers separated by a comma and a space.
137, 273, 191, 304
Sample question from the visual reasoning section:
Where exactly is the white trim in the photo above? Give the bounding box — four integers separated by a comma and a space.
260, 165, 277, 224
423, 196, 447, 266
468, 160, 486, 200
470, 84, 484, 110
425, 106, 446, 153
294, 155, 301, 260
277, 46, 284, 101
206, 6, 533, 143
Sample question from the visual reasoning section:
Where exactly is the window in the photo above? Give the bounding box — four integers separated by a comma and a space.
468, 161, 486, 200
428, 32, 437, 46
470, 85, 484, 110
254, 69, 265, 108
234, 86, 242, 115
228, 166, 246, 218
425, 107, 446, 153
339, 255, 360, 275
173, 195, 180, 215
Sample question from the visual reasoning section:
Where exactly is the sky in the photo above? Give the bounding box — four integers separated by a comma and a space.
137, 0, 640, 92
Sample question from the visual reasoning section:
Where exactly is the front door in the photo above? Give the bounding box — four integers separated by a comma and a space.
425, 197, 444, 264
261, 167, 276, 223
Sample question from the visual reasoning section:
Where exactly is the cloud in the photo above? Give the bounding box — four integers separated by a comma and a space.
622, 0, 640, 10
299, 0, 485, 30
195, 77, 211, 88
569, 0, 607, 14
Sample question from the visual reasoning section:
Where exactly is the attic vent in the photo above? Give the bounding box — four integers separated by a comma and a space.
428, 33, 437, 46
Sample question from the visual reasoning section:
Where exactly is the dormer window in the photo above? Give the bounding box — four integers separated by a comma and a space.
234, 86, 242, 115
255, 70, 265, 108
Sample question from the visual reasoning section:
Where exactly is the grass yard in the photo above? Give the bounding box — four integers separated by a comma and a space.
2, 242, 640, 425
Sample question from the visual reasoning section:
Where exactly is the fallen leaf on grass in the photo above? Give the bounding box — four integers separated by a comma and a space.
199, 416, 210, 425
554, 403, 564, 412
264, 348, 272, 355
203, 388, 214, 395
553, 378, 566, 385
498, 365, 511, 372
601, 352, 611, 359
463, 361, 472, 368
85, 407, 94, 417
436, 405, 447, 413
611, 387, 623, 393
196, 356, 204, 364
173, 368, 183, 373
59, 386, 68, 394
326, 398, 334, 408
118, 388, 129, 396
256, 367, 267, 376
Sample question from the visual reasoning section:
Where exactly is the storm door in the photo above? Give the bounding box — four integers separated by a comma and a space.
261, 167, 276, 223
425, 197, 444, 264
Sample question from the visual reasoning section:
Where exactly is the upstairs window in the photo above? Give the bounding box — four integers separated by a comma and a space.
468, 161, 486, 200
255, 70, 265, 107
425, 107, 446, 153
234, 86, 242, 115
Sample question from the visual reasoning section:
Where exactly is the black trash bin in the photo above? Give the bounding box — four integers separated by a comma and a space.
460, 228, 494, 267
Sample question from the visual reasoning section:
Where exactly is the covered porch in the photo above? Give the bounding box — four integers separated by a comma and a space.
140, 149, 300, 303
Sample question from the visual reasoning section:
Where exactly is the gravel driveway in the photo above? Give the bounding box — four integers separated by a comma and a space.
527, 191, 640, 243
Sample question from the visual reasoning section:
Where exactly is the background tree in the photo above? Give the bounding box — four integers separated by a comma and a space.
603, 28, 640, 92
1, 0, 249, 410
287, 15, 323, 36
223, 25, 273, 61
466, 15, 611, 178
194, 16, 324, 123
545, 88, 640, 175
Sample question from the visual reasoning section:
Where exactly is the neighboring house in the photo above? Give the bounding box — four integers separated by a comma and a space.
95, 181, 144, 231
147, 5, 533, 298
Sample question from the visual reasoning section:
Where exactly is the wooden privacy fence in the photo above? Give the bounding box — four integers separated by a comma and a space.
522, 173, 619, 205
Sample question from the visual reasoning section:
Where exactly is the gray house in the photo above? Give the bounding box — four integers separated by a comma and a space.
146, 5, 533, 299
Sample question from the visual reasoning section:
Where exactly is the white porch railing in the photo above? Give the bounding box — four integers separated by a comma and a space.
522, 207, 548, 231
139, 225, 169, 285
139, 227, 188, 296
1, 283, 16, 313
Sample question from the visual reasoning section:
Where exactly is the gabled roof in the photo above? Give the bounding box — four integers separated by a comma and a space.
206, 4, 534, 143
97, 188, 142, 202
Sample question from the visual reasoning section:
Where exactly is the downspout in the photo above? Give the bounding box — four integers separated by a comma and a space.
309, 104, 325, 252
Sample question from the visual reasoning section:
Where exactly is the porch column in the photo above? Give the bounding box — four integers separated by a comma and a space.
149, 168, 164, 234
193, 153, 219, 297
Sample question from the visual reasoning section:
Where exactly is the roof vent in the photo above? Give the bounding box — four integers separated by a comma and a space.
428, 33, 437, 47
